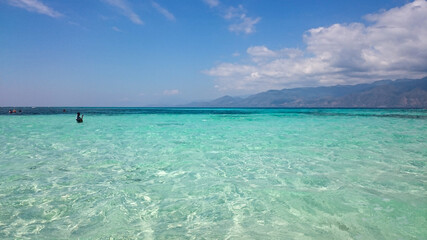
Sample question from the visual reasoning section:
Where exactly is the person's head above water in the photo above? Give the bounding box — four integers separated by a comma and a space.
77, 112, 80, 117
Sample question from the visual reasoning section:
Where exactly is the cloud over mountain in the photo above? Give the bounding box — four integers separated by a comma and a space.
205, 0, 427, 92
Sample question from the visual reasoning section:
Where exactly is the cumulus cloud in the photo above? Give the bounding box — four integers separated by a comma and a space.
7, 0, 62, 18
103, 0, 143, 25
163, 89, 180, 95
152, 1, 175, 21
247, 46, 277, 57
205, 0, 427, 92
203, 2, 260, 34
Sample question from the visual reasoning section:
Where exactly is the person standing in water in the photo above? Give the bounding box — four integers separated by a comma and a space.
76, 112, 84, 123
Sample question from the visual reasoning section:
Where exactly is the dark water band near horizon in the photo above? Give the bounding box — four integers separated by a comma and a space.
1, 107, 427, 119
0, 108, 426, 239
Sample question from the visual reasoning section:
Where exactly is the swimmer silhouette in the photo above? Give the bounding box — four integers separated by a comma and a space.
76, 112, 84, 123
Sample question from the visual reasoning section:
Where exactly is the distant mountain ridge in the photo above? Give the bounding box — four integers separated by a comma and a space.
186, 77, 427, 108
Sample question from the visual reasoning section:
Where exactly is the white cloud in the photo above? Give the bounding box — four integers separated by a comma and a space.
223, 5, 243, 19
228, 14, 260, 34
163, 89, 180, 95
205, 0, 427, 92
152, 2, 175, 21
203, 0, 219, 8
103, 0, 143, 25
7, 0, 62, 18
247, 46, 277, 57
203, 2, 260, 35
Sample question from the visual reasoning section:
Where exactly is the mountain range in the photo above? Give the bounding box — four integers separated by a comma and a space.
186, 77, 427, 108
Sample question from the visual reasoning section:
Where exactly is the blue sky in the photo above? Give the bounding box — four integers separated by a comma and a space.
1, 0, 426, 106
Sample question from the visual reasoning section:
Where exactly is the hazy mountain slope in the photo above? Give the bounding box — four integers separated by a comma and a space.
185, 77, 427, 108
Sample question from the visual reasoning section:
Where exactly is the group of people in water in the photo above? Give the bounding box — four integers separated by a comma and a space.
8, 108, 83, 123
8, 109, 21, 114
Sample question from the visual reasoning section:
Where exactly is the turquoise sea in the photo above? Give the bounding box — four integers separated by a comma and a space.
0, 108, 426, 239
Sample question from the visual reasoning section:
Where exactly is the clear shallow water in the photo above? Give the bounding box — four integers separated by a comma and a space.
0, 108, 426, 239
